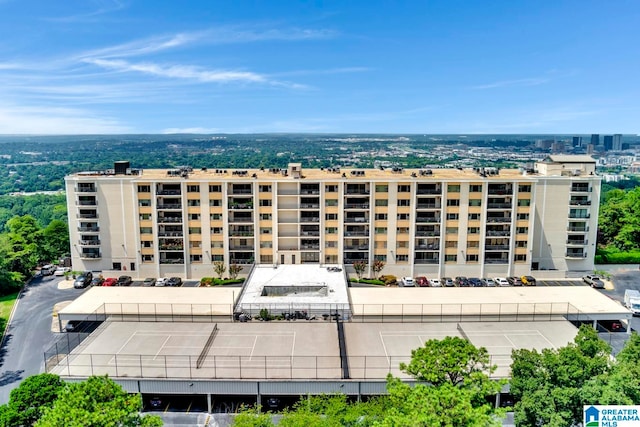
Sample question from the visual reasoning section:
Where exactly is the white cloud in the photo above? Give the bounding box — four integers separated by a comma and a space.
471, 78, 549, 90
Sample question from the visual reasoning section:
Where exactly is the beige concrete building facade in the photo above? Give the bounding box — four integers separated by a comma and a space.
65, 155, 600, 279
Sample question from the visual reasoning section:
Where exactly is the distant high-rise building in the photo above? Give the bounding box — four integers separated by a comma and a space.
613, 134, 623, 151
586, 144, 595, 155
591, 134, 600, 147
535, 139, 554, 150
551, 141, 565, 153
603, 135, 613, 151
572, 136, 583, 148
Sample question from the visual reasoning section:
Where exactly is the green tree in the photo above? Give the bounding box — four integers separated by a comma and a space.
42, 219, 70, 260
510, 325, 613, 427
213, 261, 226, 279
35, 376, 162, 427
371, 259, 385, 279
5, 215, 43, 276
0, 373, 65, 427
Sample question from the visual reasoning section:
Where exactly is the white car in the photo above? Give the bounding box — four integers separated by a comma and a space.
429, 278, 441, 287
494, 277, 510, 287
54, 267, 70, 276
155, 277, 168, 287
401, 277, 414, 287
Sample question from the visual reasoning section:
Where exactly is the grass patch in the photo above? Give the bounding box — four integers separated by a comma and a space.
595, 247, 640, 264
349, 278, 385, 285
200, 277, 245, 286
0, 292, 19, 336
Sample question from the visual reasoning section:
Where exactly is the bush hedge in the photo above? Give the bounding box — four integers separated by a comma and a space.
595, 247, 640, 264
349, 278, 385, 285
200, 277, 245, 286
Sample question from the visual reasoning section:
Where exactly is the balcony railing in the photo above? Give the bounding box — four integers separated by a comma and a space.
344, 245, 369, 251
301, 204, 321, 209
79, 253, 101, 259
157, 204, 182, 209
565, 252, 587, 259
159, 246, 184, 251
487, 218, 511, 223
415, 231, 440, 237
344, 217, 368, 223
487, 203, 512, 209
229, 216, 254, 223
568, 214, 590, 219
230, 189, 253, 195
487, 187, 513, 195
77, 227, 99, 232
76, 213, 98, 219
158, 217, 183, 223
566, 239, 588, 245
230, 245, 254, 250
301, 231, 321, 237
486, 231, 510, 236
416, 245, 439, 250
485, 245, 510, 250
345, 231, 369, 236
569, 200, 591, 206
344, 190, 370, 195
570, 186, 591, 193
158, 231, 183, 237
229, 231, 254, 237
416, 189, 441, 195
76, 200, 97, 206
160, 259, 185, 264
300, 189, 321, 195
484, 259, 509, 264
415, 259, 439, 264
567, 226, 589, 232
416, 217, 440, 223
78, 240, 100, 246
301, 245, 320, 250
300, 217, 320, 223
344, 203, 369, 209
75, 186, 96, 193
156, 190, 181, 195
416, 204, 440, 209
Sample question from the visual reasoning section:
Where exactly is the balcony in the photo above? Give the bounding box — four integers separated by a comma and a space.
229, 245, 254, 250
487, 185, 513, 195
416, 185, 441, 195
569, 199, 591, 206
344, 203, 369, 209
300, 217, 320, 223
300, 203, 320, 209
301, 231, 320, 237
229, 228, 254, 237
75, 185, 96, 193
344, 216, 368, 224
415, 230, 440, 237
78, 226, 99, 232
345, 185, 370, 195
567, 225, 589, 232
568, 214, 590, 220
484, 259, 509, 264
76, 200, 97, 206
158, 217, 183, 223
78, 239, 100, 246
229, 215, 253, 223
485, 245, 510, 251
487, 217, 512, 223
79, 252, 101, 259
416, 203, 440, 209
416, 244, 439, 251
301, 244, 321, 250
159, 245, 184, 251
76, 213, 98, 219
160, 258, 185, 264
344, 257, 368, 264
156, 189, 181, 195
416, 216, 440, 223
487, 203, 512, 209
486, 230, 510, 237
570, 185, 591, 193
565, 252, 587, 259
344, 245, 369, 251
567, 239, 588, 245
415, 259, 439, 264
157, 204, 182, 210
230, 259, 254, 265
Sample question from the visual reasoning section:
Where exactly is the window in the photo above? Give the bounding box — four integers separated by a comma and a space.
446, 227, 458, 234
375, 227, 387, 234
188, 213, 200, 220
514, 254, 527, 262
325, 199, 338, 207
140, 213, 151, 220
447, 199, 460, 207
517, 213, 529, 220
446, 213, 459, 220
140, 227, 152, 234
375, 199, 388, 207
210, 213, 222, 220
326, 227, 337, 234
142, 255, 154, 262
190, 254, 202, 263
325, 241, 338, 248
467, 241, 479, 248
139, 199, 151, 207
445, 241, 458, 248
260, 227, 272, 234
397, 227, 409, 234
325, 185, 338, 192
187, 199, 201, 207
397, 213, 410, 220
209, 185, 222, 192
137, 185, 151, 193
447, 184, 460, 193
259, 185, 272, 192
260, 255, 273, 263
445, 254, 457, 262
469, 199, 482, 207
326, 213, 338, 220
518, 184, 532, 193
516, 227, 528, 234
189, 227, 201, 234
398, 185, 411, 193
466, 254, 479, 262
112, 262, 122, 270
516, 240, 527, 248
376, 185, 388, 193
259, 199, 272, 207
141, 241, 153, 248
396, 254, 409, 262
468, 227, 480, 234
189, 241, 202, 248
375, 213, 388, 220
374, 254, 387, 262
187, 185, 200, 193
210, 199, 222, 207
469, 184, 482, 193
260, 241, 273, 248
212, 255, 224, 261
211, 227, 222, 234
398, 199, 411, 207
468, 213, 481, 220
517, 199, 531, 207
260, 213, 272, 220
397, 241, 409, 248
375, 241, 387, 249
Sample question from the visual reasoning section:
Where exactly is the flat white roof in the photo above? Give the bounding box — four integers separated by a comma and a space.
237, 265, 350, 311
349, 286, 630, 318
59, 286, 239, 317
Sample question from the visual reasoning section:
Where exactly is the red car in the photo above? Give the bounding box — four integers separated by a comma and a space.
415, 276, 429, 287
102, 277, 117, 286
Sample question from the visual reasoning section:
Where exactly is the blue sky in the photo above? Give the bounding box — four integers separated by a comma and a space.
0, 0, 638, 134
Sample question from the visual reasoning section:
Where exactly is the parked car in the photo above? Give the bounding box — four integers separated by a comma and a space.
583, 275, 605, 289
401, 277, 414, 287
116, 275, 133, 286
483, 278, 497, 287
167, 277, 182, 287
54, 266, 71, 276
102, 277, 117, 286
494, 277, 510, 287
507, 276, 523, 286
143, 277, 157, 286
521, 275, 537, 286
41, 264, 55, 276
64, 320, 101, 333
90, 276, 104, 287
149, 396, 163, 410
415, 276, 429, 287
73, 272, 93, 289
429, 278, 441, 287
468, 277, 483, 287
455, 276, 469, 287
155, 278, 168, 287
441, 277, 455, 287
380, 275, 398, 286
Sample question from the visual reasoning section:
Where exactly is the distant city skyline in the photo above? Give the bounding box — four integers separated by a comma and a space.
0, 1, 639, 135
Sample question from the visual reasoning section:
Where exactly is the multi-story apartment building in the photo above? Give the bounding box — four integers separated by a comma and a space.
65, 155, 600, 279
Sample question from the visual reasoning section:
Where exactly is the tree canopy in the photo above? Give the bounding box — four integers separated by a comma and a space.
0, 373, 65, 427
